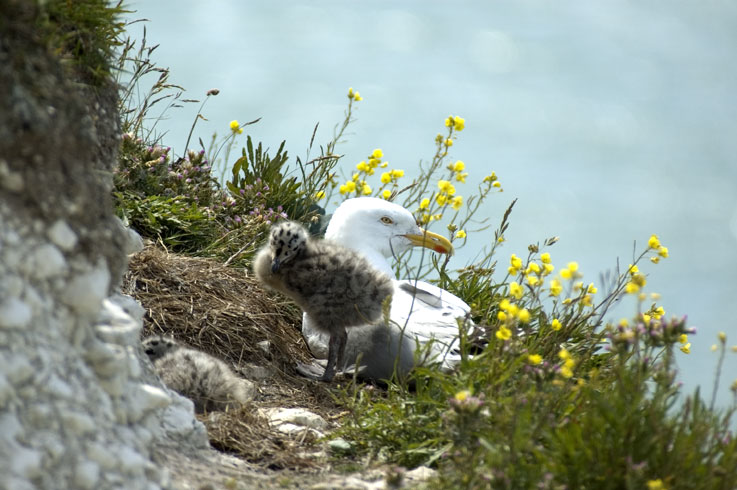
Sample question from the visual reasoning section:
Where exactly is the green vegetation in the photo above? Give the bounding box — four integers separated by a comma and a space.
112, 19, 737, 490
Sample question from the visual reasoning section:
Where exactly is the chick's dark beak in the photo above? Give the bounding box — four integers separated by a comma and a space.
271, 257, 281, 273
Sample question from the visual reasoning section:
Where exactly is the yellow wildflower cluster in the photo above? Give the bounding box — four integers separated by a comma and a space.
229, 120, 243, 135
347, 87, 362, 102
558, 348, 575, 378
444, 115, 465, 132
508, 252, 556, 294
647, 234, 669, 263
482, 171, 503, 191
624, 264, 648, 294
497, 298, 531, 327
341, 148, 404, 199
446, 159, 469, 183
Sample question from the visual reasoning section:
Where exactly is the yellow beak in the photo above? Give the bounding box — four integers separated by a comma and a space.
404, 228, 454, 255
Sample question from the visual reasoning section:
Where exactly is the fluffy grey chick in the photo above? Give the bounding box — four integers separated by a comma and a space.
142, 336, 254, 413
254, 220, 394, 382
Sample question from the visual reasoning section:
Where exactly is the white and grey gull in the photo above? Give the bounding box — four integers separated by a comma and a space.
302, 197, 473, 381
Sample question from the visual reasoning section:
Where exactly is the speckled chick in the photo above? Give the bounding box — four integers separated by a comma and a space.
142, 336, 253, 413
254, 220, 393, 381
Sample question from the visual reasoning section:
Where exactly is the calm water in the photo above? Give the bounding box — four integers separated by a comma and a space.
124, 1, 737, 407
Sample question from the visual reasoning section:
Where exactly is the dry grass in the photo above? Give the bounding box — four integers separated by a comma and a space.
123, 243, 344, 470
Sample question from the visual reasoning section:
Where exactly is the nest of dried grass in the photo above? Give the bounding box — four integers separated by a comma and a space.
123, 244, 343, 470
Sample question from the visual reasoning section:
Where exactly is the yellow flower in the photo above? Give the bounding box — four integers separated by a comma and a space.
567, 262, 579, 273
653, 306, 665, 319
432, 213, 443, 221
445, 138, 453, 147
543, 263, 554, 275
587, 283, 597, 294
510, 254, 523, 270
436, 194, 447, 206
719, 331, 727, 343
551, 318, 562, 331
496, 326, 512, 341
648, 234, 661, 249
454, 390, 471, 402
560, 366, 574, 378
354, 92, 362, 101
680, 343, 691, 354
658, 246, 669, 258
445, 116, 453, 127
372, 148, 383, 159
455, 172, 468, 183
628, 264, 639, 275
315, 190, 325, 200
646, 478, 666, 490
558, 348, 571, 360
483, 172, 497, 183
518, 309, 531, 323
497, 311, 507, 322
380, 172, 391, 184
451, 195, 463, 211
339, 185, 348, 195
492, 181, 502, 188
625, 282, 640, 294
347, 87, 354, 98
560, 268, 572, 280
362, 183, 372, 195
453, 160, 465, 172
455, 230, 467, 239
509, 281, 523, 300
419, 198, 430, 210
650, 256, 661, 264
540, 252, 551, 264
229, 120, 243, 134
344, 181, 356, 193
438, 180, 456, 195
527, 263, 541, 274
526, 275, 539, 287
368, 158, 380, 167
382, 189, 391, 200
453, 116, 465, 131
528, 354, 543, 365
678, 334, 688, 344
389, 169, 403, 179
549, 279, 562, 297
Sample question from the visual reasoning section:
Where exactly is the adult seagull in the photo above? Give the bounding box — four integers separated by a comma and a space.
301, 197, 472, 380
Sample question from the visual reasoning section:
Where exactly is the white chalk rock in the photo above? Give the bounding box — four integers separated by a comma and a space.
3, 353, 34, 384
263, 407, 329, 431
47, 220, 78, 251
62, 261, 110, 317
0, 297, 32, 329
29, 243, 66, 279
73, 460, 101, 490
59, 410, 96, 436
126, 383, 172, 423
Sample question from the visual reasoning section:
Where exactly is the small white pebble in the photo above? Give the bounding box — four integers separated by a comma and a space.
47, 220, 78, 251
29, 243, 66, 279
74, 460, 101, 490
0, 297, 31, 329
62, 262, 110, 316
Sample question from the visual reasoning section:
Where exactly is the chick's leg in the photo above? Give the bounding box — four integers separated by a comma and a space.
320, 327, 347, 382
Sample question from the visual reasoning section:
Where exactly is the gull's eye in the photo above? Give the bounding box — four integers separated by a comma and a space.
380, 216, 393, 225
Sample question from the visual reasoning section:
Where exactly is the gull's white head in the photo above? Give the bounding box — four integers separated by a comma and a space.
325, 197, 452, 273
